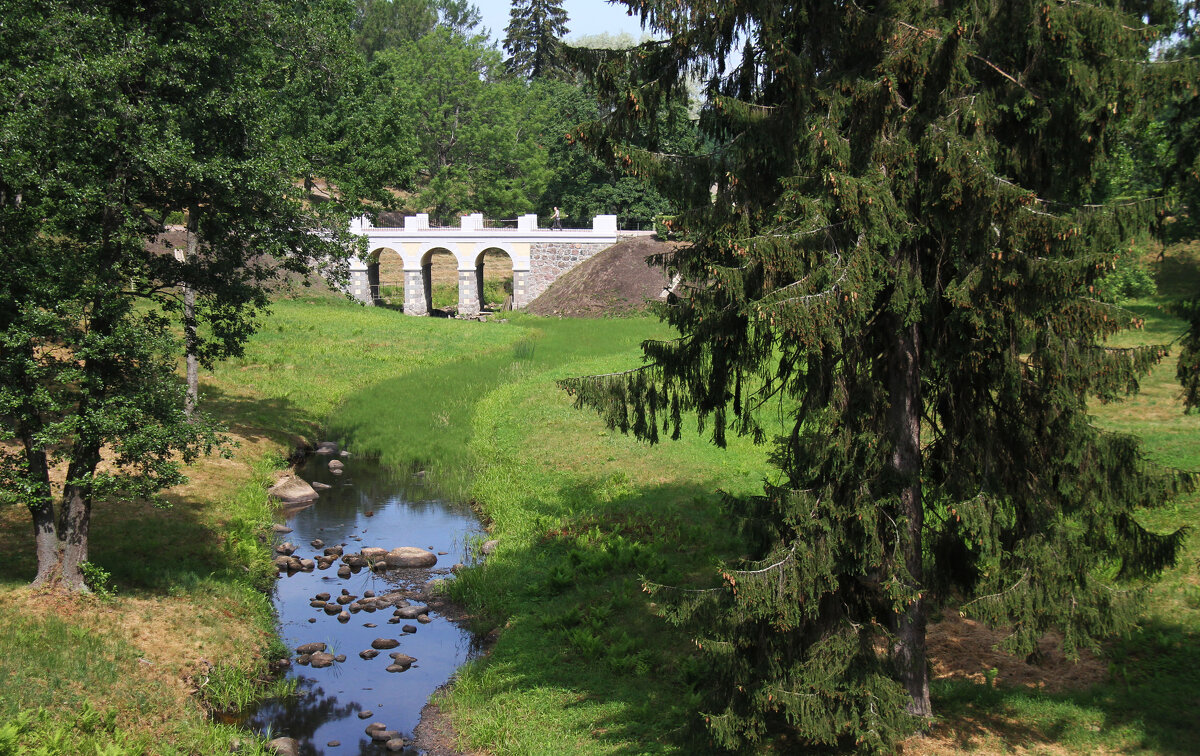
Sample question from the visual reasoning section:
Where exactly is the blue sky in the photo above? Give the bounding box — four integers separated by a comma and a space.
474, 0, 651, 45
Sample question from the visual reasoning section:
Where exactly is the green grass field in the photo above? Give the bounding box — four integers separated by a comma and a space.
1, 244, 1196, 754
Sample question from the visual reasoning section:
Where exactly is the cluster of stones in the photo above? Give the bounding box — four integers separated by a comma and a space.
273, 538, 439, 577
364, 720, 407, 752
266, 440, 347, 505
298, 586, 434, 628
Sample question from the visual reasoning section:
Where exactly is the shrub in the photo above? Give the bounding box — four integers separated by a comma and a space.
1096, 256, 1157, 302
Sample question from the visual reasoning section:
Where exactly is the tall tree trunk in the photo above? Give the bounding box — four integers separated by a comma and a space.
22, 436, 60, 588
55, 452, 98, 592
888, 303, 931, 717
184, 209, 199, 418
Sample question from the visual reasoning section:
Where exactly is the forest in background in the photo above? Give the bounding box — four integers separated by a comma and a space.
313, 0, 698, 229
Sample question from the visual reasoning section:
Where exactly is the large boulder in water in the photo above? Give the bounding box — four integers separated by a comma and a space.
314, 441, 339, 455
384, 547, 436, 569
267, 738, 300, 756
268, 475, 319, 505
360, 547, 387, 563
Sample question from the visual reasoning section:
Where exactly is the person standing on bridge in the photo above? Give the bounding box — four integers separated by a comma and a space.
551, 206, 562, 230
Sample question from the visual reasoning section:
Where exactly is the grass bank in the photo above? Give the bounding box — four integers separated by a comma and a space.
427, 248, 1200, 754
0, 293, 530, 754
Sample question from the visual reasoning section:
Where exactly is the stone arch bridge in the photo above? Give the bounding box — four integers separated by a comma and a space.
347, 213, 620, 316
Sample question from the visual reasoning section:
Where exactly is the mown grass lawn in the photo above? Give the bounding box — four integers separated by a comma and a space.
1, 243, 1196, 754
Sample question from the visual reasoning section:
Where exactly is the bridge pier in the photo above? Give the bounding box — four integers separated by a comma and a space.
348, 268, 372, 304
512, 269, 530, 308
404, 267, 430, 315
458, 267, 480, 316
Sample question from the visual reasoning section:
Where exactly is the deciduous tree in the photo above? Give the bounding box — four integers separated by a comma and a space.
0, 0, 360, 591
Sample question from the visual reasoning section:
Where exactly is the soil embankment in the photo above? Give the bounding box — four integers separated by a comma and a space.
526, 235, 682, 317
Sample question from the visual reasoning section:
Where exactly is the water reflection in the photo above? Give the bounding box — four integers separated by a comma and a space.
248, 453, 484, 754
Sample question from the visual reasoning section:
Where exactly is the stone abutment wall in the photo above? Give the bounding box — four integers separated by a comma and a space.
527, 241, 612, 303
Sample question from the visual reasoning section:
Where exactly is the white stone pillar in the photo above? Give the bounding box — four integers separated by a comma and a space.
512, 269, 531, 308
458, 268, 480, 316
348, 269, 373, 305
404, 268, 428, 316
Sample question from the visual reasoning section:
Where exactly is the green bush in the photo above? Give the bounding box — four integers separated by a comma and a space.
1096, 257, 1156, 302
653, 214, 678, 240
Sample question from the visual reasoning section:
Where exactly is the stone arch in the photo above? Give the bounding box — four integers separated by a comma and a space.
366, 246, 403, 305
472, 244, 515, 312
413, 244, 458, 315
419, 243, 458, 267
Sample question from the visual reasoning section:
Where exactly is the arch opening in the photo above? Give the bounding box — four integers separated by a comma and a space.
421, 247, 458, 314
368, 247, 403, 306
473, 247, 514, 312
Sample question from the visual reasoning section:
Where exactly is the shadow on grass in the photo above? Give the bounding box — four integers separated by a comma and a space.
1154, 242, 1200, 299
0, 385, 309, 592
0, 486, 260, 593
448, 478, 741, 754
447, 473, 1200, 754
930, 619, 1200, 754
199, 381, 315, 448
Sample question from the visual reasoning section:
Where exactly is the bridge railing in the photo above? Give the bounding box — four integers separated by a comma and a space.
350, 213, 617, 235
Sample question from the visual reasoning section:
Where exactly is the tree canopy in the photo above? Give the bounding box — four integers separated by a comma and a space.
0, 0, 362, 590
563, 0, 1194, 750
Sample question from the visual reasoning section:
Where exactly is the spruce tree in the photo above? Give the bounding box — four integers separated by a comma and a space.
1163, 6, 1200, 408
503, 0, 568, 79
562, 0, 1192, 750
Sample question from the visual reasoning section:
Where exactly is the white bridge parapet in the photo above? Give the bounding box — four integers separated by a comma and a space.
346, 213, 619, 315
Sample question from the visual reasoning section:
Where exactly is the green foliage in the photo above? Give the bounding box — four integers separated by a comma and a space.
0, 0, 363, 588
353, 0, 438, 59
1172, 296, 1200, 410
1096, 257, 1158, 303
364, 28, 554, 221
653, 215, 678, 240
534, 79, 688, 228
504, 0, 569, 80
562, 1, 1193, 750
79, 562, 115, 600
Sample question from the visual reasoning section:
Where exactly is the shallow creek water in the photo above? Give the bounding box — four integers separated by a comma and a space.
248, 452, 485, 755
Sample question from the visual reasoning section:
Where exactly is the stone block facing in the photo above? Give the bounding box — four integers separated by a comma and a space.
512, 269, 530, 308
527, 242, 611, 303
349, 269, 372, 305
458, 270, 480, 316
404, 269, 428, 315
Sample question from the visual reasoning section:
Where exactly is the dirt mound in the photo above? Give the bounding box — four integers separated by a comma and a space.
526, 235, 681, 317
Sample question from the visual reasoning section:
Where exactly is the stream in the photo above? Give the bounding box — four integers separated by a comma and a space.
248, 450, 485, 755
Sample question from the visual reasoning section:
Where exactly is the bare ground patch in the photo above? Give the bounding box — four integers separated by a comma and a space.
928, 613, 1106, 693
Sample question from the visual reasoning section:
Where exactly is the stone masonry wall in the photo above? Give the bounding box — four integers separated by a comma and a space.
527, 241, 612, 303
